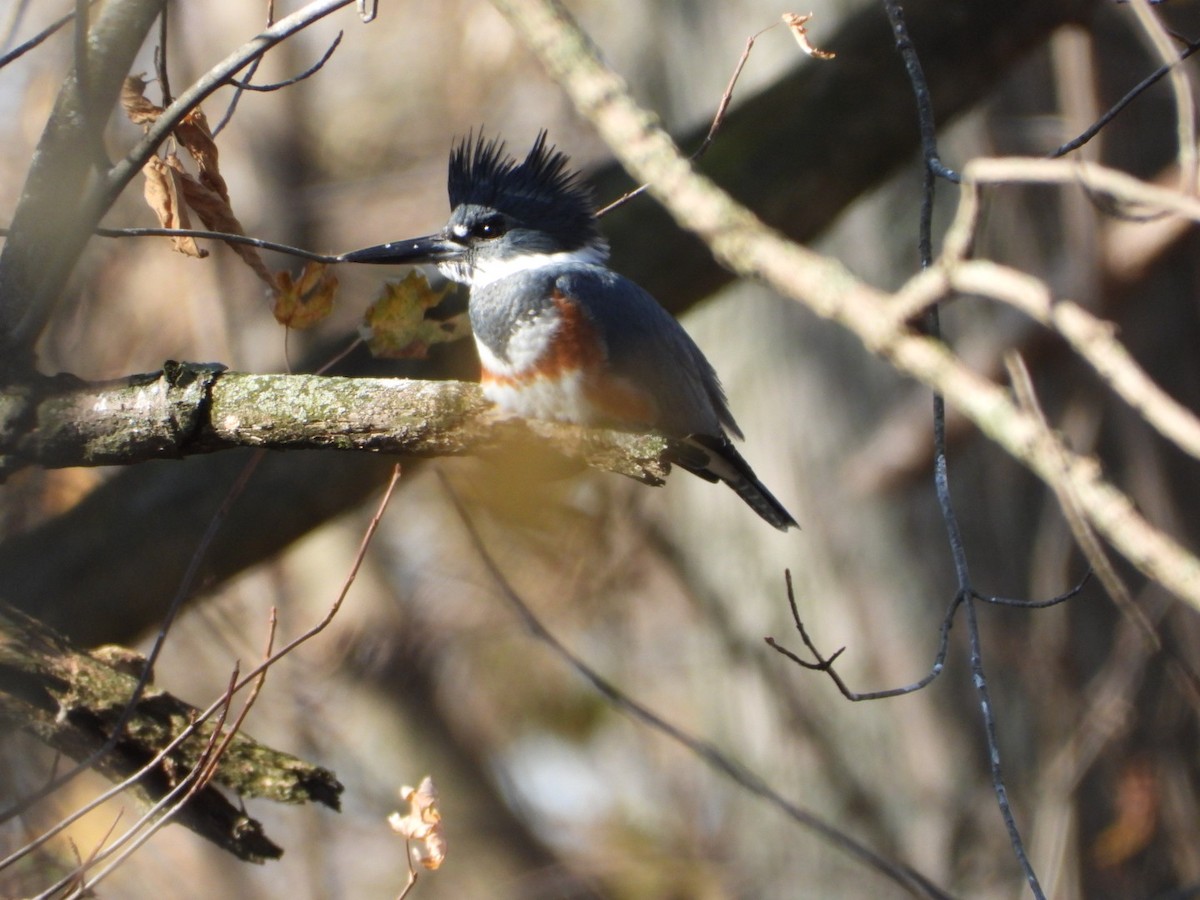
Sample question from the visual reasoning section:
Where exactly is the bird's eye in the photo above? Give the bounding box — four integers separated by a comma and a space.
472, 216, 507, 240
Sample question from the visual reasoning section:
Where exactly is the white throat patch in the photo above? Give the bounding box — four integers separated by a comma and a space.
442, 243, 608, 288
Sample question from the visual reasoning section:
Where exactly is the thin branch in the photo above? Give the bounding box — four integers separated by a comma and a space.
766, 570, 960, 700
92, 225, 340, 263
226, 29, 343, 92
0, 7, 76, 70
961, 593, 1041, 898
0, 0, 356, 366
1003, 354, 1158, 641
43, 678, 241, 898
210, 2, 278, 135
440, 478, 955, 900
596, 20, 782, 219
1128, 0, 1196, 195
1050, 35, 1200, 158
154, 4, 170, 104
973, 580, 1089, 610
56, 670, 251, 897
881, 0, 959, 184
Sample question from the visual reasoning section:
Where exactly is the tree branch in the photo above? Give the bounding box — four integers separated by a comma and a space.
0, 605, 341, 862
0, 362, 670, 483
0, 0, 166, 376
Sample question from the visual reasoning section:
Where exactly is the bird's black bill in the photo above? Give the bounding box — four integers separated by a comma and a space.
338, 234, 463, 265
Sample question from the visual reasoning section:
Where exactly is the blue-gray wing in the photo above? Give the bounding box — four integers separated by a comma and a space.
553, 266, 742, 440
553, 265, 797, 531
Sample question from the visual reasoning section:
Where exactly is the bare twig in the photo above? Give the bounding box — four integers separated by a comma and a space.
766, 570, 958, 700
1050, 36, 1200, 159
92, 225, 340, 262
1004, 354, 1157, 642
596, 18, 792, 218
1127, 0, 1196, 196
0, 7, 77, 69
0, 448, 264, 825
227, 30, 343, 92
440, 479, 954, 899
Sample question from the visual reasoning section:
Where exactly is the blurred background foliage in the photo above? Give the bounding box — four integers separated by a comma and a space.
2, 1, 1200, 897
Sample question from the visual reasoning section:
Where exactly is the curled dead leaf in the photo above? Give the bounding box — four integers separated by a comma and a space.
121, 75, 163, 126
143, 155, 206, 258
388, 776, 446, 871
361, 271, 466, 359
164, 157, 274, 287
123, 77, 268, 284
176, 108, 229, 202
782, 13, 835, 60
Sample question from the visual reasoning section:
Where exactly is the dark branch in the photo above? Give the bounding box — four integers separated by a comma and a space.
92, 226, 340, 263
226, 30, 343, 91
0, 605, 341, 862
0, 7, 78, 70
1050, 35, 1200, 158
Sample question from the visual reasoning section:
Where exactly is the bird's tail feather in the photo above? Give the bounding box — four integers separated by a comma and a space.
670, 435, 798, 532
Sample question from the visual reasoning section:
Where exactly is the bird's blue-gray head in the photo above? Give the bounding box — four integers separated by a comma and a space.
341, 131, 609, 286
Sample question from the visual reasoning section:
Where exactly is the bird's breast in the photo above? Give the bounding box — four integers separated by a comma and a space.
470, 284, 657, 427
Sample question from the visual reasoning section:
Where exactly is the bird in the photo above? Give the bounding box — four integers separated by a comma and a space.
341, 131, 797, 531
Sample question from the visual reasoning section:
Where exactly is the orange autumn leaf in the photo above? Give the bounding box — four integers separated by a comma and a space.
273, 263, 338, 329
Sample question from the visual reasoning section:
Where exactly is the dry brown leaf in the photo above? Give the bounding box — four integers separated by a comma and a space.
121, 75, 162, 126
176, 108, 229, 202
361, 271, 465, 359
272, 263, 338, 329
388, 776, 446, 871
167, 157, 274, 286
782, 13, 835, 60
142, 155, 206, 258
123, 77, 267, 284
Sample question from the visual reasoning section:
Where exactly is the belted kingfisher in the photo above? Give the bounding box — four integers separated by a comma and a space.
342, 132, 797, 531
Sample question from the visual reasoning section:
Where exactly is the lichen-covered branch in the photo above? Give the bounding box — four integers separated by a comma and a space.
0, 362, 670, 485
0, 605, 342, 862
